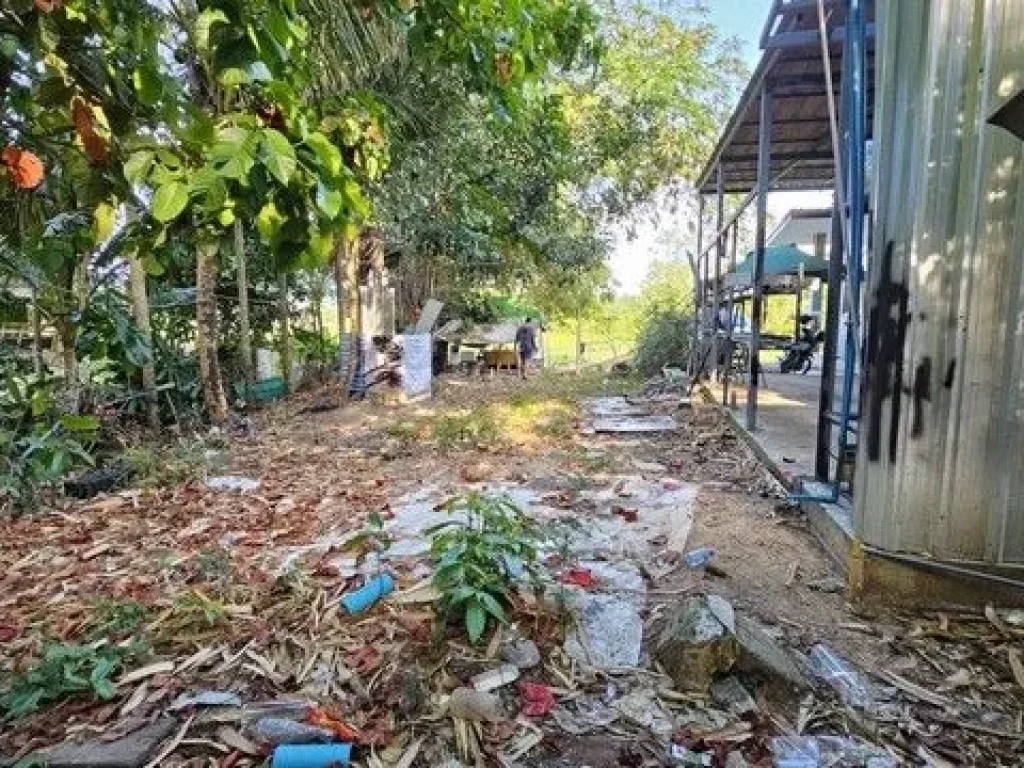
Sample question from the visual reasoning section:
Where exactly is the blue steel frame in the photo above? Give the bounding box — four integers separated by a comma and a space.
790, 0, 867, 504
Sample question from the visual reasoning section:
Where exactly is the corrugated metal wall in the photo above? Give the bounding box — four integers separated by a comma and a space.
855, 0, 1024, 563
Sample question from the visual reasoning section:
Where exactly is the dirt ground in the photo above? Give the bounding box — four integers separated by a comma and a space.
2, 370, 1022, 766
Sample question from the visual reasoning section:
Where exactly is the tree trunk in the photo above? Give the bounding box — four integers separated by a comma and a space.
128, 252, 160, 428
29, 287, 43, 378
333, 238, 347, 386
277, 271, 292, 393
234, 220, 253, 387
196, 240, 229, 423
343, 235, 361, 396
575, 303, 582, 375
56, 316, 78, 411
311, 271, 326, 381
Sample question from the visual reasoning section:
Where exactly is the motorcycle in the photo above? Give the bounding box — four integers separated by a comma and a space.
780, 330, 825, 374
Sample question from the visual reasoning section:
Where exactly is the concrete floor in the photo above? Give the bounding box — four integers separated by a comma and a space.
711, 371, 824, 483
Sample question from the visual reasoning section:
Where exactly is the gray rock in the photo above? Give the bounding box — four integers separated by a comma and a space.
564, 592, 643, 669
711, 676, 757, 716
734, 615, 811, 689
501, 635, 541, 670
654, 596, 739, 691
206, 475, 259, 492
31, 720, 175, 768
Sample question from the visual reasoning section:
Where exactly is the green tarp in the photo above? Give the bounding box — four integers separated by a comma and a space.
730, 243, 829, 278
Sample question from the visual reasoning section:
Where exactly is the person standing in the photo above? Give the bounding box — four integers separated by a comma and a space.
515, 318, 537, 380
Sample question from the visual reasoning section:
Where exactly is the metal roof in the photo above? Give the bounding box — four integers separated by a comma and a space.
696, 0, 876, 195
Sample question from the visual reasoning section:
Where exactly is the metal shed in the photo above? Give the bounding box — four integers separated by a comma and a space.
856, 0, 1024, 567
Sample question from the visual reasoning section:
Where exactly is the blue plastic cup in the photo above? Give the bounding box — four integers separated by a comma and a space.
271, 743, 352, 767
339, 573, 395, 614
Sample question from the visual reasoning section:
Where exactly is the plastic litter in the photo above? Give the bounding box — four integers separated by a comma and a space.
340, 573, 395, 614
772, 735, 895, 767
253, 718, 336, 745
684, 547, 716, 568
271, 744, 352, 767
808, 644, 872, 709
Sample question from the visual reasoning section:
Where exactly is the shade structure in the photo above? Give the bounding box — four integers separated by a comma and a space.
731, 243, 829, 278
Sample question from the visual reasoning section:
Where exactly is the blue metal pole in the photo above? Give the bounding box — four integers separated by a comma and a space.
789, 0, 866, 504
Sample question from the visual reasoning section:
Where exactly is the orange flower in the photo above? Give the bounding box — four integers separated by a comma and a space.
34, 0, 63, 12
2, 146, 45, 189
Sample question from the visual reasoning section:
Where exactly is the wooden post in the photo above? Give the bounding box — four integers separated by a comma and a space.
748, 87, 772, 432
794, 262, 805, 340
712, 164, 725, 381
334, 238, 347, 386
722, 221, 739, 406
128, 252, 160, 428
234, 220, 253, 386
575, 303, 582, 375
689, 196, 705, 376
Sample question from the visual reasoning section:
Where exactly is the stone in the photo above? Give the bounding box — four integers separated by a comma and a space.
654, 596, 739, 691
447, 688, 506, 722
710, 676, 757, 716
206, 475, 259, 492
613, 689, 675, 738
500, 635, 541, 670
805, 576, 846, 594
734, 614, 811, 689
32, 719, 176, 768
564, 592, 643, 669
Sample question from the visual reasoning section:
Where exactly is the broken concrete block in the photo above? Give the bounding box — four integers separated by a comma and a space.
564, 593, 643, 669
734, 615, 811, 689
710, 676, 757, 716
32, 719, 176, 768
654, 596, 739, 691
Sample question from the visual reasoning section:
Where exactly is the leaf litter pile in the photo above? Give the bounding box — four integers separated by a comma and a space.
2, 374, 1024, 767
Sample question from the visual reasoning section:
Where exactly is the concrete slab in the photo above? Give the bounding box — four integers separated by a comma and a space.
590, 415, 678, 433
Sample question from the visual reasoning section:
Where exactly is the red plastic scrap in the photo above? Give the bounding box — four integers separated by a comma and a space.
559, 568, 595, 588
519, 681, 556, 717
307, 706, 361, 741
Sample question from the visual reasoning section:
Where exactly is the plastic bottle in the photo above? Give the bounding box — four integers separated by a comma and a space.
340, 573, 395, 614
807, 644, 872, 709
271, 744, 352, 767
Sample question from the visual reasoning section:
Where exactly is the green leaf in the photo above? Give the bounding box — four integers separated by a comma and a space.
465, 599, 487, 644
343, 178, 371, 219
196, 8, 229, 52
92, 202, 117, 245
261, 129, 297, 185
305, 132, 342, 176
59, 415, 101, 434
151, 181, 189, 223
218, 67, 252, 87
315, 182, 343, 219
142, 253, 165, 277
132, 63, 163, 106
218, 208, 236, 227
477, 592, 507, 623
306, 228, 334, 262
256, 202, 284, 243
123, 151, 154, 185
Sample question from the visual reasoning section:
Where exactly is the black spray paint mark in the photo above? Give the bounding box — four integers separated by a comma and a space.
944, 359, 957, 389
911, 356, 932, 438
866, 241, 911, 462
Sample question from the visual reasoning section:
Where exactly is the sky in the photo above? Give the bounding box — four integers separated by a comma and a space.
609, 0, 830, 294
